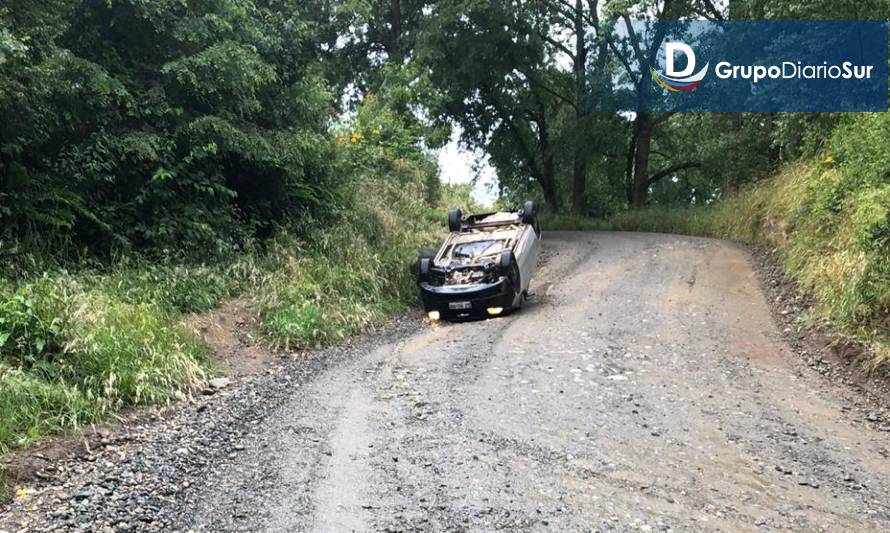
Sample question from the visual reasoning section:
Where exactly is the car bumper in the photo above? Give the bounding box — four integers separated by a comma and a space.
419, 279, 515, 320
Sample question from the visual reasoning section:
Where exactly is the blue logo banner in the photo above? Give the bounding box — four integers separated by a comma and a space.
600, 20, 888, 112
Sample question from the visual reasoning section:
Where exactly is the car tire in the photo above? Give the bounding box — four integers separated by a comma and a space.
418, 257, 432, 282
521, 201, 536, 226
448, 208, 463, 232
499, 251, 521, 305
499, 250, 514, 270
418, 247, 437, 260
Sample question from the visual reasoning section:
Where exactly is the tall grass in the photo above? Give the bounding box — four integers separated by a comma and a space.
0, 93, 475, 454
256, 175, 445, 349
0, 277, 207, 450
0, 169, 457, 454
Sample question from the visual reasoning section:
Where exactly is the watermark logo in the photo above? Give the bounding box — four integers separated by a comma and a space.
650, 42, 709, 92
603, 20, 888, 112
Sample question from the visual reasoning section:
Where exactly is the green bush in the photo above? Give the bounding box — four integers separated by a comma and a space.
0, 277, 72, 371
0, 94, 448, 452
1, 0, 337, 257
100, 263, 244, 314
245, 96, 450, 350
64, 294, 207, 409
256, 177, 444, 350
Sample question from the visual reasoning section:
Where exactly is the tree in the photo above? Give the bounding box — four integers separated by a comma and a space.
606, 0, 727, 208
322, 0, 433, 101
528, 0, 613, 214
419, 2, 564, 210
1, 0, 339, 255
421, 0, 626, 213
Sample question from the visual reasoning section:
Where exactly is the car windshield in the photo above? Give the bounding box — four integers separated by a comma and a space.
452, 240, 504, 259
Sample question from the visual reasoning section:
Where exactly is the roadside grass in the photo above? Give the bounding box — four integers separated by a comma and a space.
0, 275, 210, 452
0, 179, 452, 455
546, 114, 890, 371
257, 177, 445, 350
0, 96, 466, 481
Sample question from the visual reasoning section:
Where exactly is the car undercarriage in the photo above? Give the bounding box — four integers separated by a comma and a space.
417, 204, 540, 320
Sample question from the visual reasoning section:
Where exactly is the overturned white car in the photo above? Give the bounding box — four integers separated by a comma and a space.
417, 202, 541, 320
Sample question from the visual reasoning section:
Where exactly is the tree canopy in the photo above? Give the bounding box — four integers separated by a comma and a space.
2, 0, 889, 260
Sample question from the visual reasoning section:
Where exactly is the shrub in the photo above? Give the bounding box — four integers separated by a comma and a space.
100, 263, 243, 314
0, 276, 72, 372
64, 293, 208, 410
0, 277, 208, 451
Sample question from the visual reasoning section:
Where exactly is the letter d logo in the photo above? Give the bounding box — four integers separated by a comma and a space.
651, 42, 709, 92
666, 42, 696, 77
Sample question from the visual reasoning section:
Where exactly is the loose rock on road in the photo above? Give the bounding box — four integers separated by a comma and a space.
3, 232, 890, 532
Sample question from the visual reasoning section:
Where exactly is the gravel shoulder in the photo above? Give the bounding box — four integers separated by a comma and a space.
3, 231, 890, 532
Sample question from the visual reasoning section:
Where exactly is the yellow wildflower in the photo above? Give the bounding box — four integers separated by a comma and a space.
823, 155, 834, 164
15, 487, 28, 498
350, 132, 363, 144
372, 129, 381, 136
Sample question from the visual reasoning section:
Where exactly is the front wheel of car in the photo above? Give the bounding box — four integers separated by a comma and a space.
418, 257, 432, 283
418, 247, 437, 260
499, 251, 521, 306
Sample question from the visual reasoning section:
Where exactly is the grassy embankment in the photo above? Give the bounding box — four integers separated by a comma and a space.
0, 147, 471, 462
546, 114, 890, 371
0, 182, 449, 456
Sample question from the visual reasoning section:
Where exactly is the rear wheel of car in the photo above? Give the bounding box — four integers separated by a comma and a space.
448, 208, 463, 232
521, 201, 536, 226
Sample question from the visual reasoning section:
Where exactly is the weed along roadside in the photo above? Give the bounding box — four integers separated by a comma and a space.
0, 197, 457, 497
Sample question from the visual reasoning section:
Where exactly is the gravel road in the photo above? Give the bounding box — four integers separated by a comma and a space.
3, 232, 890, 532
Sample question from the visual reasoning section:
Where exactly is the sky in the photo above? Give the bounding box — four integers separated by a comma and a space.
436, 128, 498, 208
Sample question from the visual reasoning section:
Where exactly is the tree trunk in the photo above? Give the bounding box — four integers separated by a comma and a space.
390, 0, 402, 62
625, 127, 637, 205
541, 149, 559, 213
631, 112, 653, 209
540, 173, 559, 212
571, 130, 586, 213
538, 110, 559, 212
570, 0, 588, 215
721, 113, 742, 198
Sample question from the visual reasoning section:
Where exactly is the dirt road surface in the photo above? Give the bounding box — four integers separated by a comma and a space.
3, 232, 890, 532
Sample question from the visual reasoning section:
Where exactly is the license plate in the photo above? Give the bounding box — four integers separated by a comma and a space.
448, 301, 472, 310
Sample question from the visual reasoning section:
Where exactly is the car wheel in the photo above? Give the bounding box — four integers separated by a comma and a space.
418, 247, 437, 260
448, 208, 463, 232
521, 201, 536, 226
418, 257, 432, 283
499, 251, 521, 306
